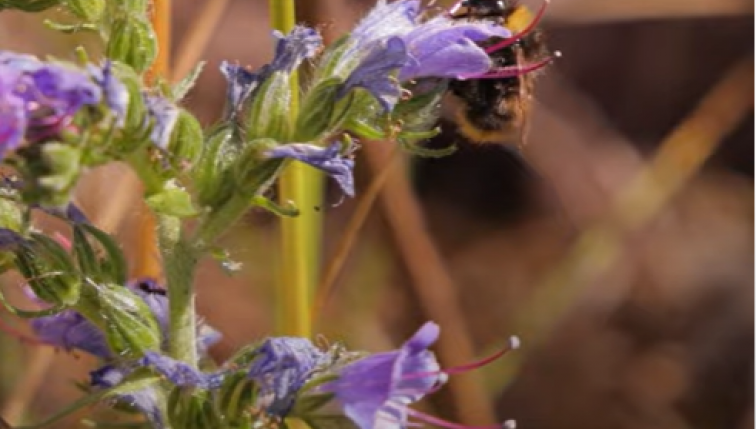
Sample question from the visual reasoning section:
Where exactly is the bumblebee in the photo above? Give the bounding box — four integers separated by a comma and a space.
447, 0, 554, 145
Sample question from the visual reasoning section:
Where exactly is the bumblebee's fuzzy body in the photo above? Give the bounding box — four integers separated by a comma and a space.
448, 0, 549, 144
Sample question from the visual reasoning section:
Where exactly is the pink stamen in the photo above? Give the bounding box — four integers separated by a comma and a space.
458, 53, 559, 80
402, 336, 520, 381
0, 315, 45, 345
447, 0, 466, 16
484, 0, 550, 55
402, 405, 515, 429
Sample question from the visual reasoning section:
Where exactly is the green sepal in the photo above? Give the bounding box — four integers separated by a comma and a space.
215, 371, 256, 427
72, 225, 100, 280
167, 110, 203, 169
63, 0, 105, 21
43, 20, 98, 34
118, 0, 148, 13
289, 392, 335, 417
193, 124, 238, 209
146, 182, 200, 218
167, 390, 220, 429
106, 17, 157, 74
0, 287, 65, 318
232, 139, 283, 193
17, 233, 81, 306
78, 224, 128, 285
172, 61, 206, 102
301, 415, 359, 429
342, 118, 385, 140
0, 0, 60, 12
93, 282, 162, 357
296, 77, 343, 141
246, 72, 291, 141
251, 195, 299, 217
38, 142, 81, 198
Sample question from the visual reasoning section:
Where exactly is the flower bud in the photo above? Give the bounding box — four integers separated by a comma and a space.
167, 110, 203, 169
106, 17, 157, 74
246, 72, 291, 141
295, 77, 343, 141
16, 234, 81, 306
64, 0, 105, 21
193, 124, 238, 209
95, 283, 162, 358
232, 139, 281, 194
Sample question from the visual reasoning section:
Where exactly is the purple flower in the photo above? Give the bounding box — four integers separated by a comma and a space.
91, 365, 165, 429
31, 278, 220, 359
0, 50, 112, 152
143, 94, 179, 149
350, 0, 420, 45
269, 26, 323, 73
0, 71, 26, 154
130, 278, 221, 355
266, 142, 356, 197
220, 62, 262, 118
398, 18, 510, 81
140, 351, 225, 390
88, 61, 129, 126
31, 310, 111, 358
338, 37, 408, 112
320, 322, 443, 429
247, 337, 326, 416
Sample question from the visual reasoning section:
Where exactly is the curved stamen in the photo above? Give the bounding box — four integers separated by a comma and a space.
400, 336, 520, 381
447, 0, 467, 16
401, 404, 516, 429
485, 0, 550, 55
457, 52, 560, 80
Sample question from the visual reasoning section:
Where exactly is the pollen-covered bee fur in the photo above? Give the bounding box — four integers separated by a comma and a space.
447, 0, 553, 146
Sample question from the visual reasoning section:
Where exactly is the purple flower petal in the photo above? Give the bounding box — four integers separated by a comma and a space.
88, 61, 129, 126
351, 0, 420, 43
248, 337, 325, 416
270, 26, 323, 73
220, 61, 263, 118
398, 18, 510, 81
144, 95, 179, 149
31, 310, 111, 358
339, 37, 408, 112
140, 351, 225, 389
266, 142, 356, 198
91, 365, 165, 429
320, 322, 443, 429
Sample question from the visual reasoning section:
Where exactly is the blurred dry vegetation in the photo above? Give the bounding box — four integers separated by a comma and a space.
0, 0, 753, 428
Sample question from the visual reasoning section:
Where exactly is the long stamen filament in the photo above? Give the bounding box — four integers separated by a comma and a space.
458, 53, 560, 80
484, 0, 550, 54
401, 336, 520, 381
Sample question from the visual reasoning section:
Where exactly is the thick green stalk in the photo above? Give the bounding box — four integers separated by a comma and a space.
158, 214, 198, 367
269, 0, 323, 338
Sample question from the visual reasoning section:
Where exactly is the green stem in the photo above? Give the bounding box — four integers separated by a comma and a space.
157, 213, 198, 367
269, 0, 323, 338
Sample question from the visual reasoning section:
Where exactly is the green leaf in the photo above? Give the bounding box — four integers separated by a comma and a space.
172, 61, 206, 101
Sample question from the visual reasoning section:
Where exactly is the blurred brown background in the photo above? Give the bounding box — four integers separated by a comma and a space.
0, 0, 752, 428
